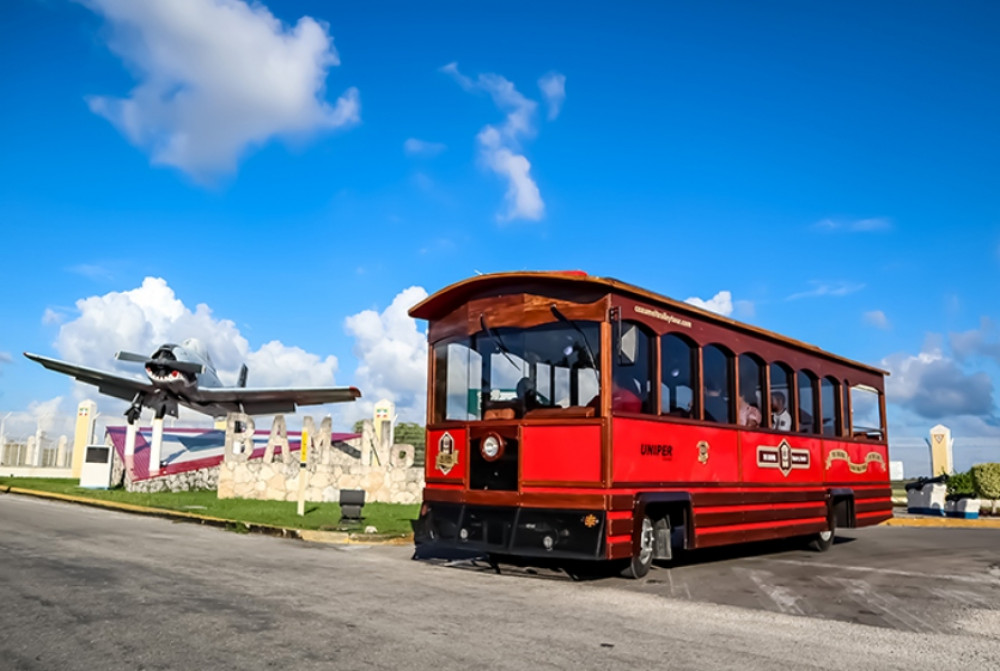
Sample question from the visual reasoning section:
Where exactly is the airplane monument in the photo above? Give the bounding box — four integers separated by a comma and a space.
24, 338, 360, 476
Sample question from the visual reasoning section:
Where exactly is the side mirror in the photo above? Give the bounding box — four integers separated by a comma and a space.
619, 323, 638, 366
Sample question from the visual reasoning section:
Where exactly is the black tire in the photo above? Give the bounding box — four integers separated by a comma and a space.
808, 516, 836, 552
620, 515, 654, 579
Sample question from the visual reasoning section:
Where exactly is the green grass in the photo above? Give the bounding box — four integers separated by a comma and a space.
1, 477, 419, 535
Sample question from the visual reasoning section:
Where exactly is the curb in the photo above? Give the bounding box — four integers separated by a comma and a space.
1, 486, 415, 546
882, 515, 1000, 529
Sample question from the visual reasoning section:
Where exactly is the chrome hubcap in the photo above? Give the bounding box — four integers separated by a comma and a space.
638, 517, 654, 564
819, 530, 833, 542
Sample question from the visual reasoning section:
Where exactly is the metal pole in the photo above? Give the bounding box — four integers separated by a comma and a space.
297, 428, 309, 516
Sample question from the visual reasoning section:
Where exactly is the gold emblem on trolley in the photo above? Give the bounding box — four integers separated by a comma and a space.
826, 449, 885, 473
697, 440, 710, 464
757, 439, 810, 477
435, 431, 458, 475
582, 514, 599, 528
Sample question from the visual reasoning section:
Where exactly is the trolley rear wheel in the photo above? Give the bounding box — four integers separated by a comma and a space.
620, 515, 654, 579
808, 517, 836, 552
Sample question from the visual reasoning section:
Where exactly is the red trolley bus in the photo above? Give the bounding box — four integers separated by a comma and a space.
410, 271, 891, 577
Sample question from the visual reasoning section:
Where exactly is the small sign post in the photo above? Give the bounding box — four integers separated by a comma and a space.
297, 428, 309, 516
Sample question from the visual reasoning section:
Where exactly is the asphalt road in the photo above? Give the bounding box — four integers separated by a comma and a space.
1, 494, 998, 670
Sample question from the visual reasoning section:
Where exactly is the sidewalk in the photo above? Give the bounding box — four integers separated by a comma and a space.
884, 507, 1000, 529
1, 485, 415, 546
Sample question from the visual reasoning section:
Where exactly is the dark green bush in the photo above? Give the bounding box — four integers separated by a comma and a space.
946, 470, 976, 497
971, 463, 1000, 499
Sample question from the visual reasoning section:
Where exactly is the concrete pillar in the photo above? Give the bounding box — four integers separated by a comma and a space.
32, 424, 44, 466
149, 417, 164, 475
56, 435, 69, 467
72, 400, 97, 478
26, 435, 37, 466
929, 424, 954, 476
124, 421, 138, 475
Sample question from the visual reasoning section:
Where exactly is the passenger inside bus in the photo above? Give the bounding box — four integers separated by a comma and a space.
771, 392, 792, 431
738, 361, 763, 428
704, 378, 729, 423
738, 395, 761, 427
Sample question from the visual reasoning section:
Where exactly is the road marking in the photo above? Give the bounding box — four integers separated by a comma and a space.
927, 586, 993, 608
821, 576, 937, 633
735, 568, 805, 615
768, 559, 1000, 586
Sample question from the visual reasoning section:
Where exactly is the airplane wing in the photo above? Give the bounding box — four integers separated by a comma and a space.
23, 352, 154, 402
190, 386, 362, 416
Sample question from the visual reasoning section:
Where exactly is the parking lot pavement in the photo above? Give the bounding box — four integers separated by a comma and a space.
3, 493, 999, 670
463, 525, 1000, 634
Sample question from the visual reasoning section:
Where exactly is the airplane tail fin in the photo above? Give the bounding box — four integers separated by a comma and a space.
238, 364, 248, 388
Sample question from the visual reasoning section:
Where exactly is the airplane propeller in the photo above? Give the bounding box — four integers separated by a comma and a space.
115, 350, 205, 375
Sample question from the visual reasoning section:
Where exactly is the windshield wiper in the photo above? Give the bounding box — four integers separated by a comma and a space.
480, 313, 520, 371
549, 305, 600, 378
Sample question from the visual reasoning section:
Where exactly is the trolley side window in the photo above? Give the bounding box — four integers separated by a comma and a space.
703, 344, 734, 424
432, 339, 483, 422
661, 333, 699, 419
850, 384, 884, 440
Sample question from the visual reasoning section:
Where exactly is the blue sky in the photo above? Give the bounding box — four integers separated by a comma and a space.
1, 0, 998, 475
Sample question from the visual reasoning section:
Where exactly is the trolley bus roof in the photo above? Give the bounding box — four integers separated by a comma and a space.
409, 270, 889, 377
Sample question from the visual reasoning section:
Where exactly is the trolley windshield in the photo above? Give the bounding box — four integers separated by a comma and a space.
433, 321, 601, 422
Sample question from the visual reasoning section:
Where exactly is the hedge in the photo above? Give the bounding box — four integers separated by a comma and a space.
946, 470, 976, 497
971, 463, 1000, 499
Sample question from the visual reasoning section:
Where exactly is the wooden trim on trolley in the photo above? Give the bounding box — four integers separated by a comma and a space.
694, 503, 827, 528
695, 519, 827, 549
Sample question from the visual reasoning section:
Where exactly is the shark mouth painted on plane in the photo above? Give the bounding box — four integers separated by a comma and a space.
144, 365, 195, 385
145, 347, 197, 385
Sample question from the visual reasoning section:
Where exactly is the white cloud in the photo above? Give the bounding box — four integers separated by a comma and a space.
50, 276, 339, 400
42, 309, 65, 326
538, 72, 566, 120
82, 0, 360, 181
949, 318, 1000, 365
882, 345, 995, 420
786, 281, 865, 301
69, 263, 113, 280
0, 351, 12, 374
0, 397, 76, 445
403, 138, 446, 157
864, 310, 891, 330
685, 291, 734, 317
478, 128, 544, 221
442, 62, 557, 221
813, 217, 892, 232
344, 287, 429, 424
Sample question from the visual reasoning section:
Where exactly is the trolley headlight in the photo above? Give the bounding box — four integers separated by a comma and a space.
481, 433, 504, 462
